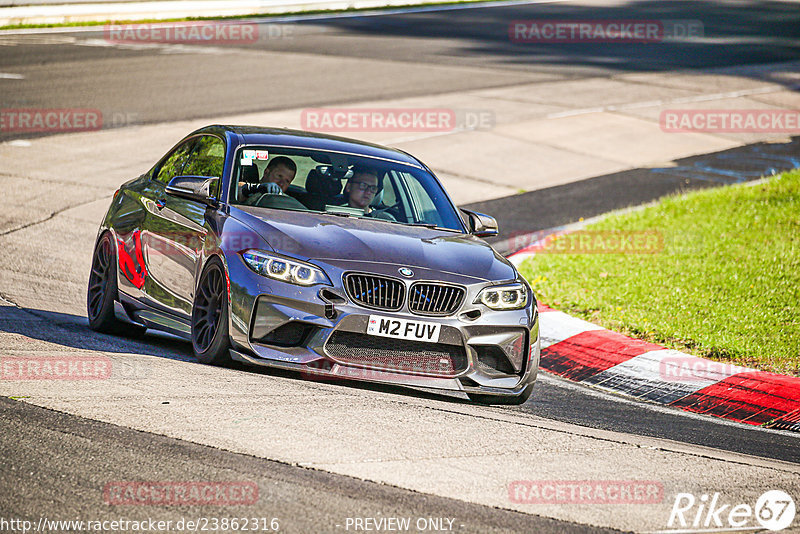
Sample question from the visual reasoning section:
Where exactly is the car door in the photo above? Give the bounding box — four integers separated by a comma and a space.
140, 134, 224, 317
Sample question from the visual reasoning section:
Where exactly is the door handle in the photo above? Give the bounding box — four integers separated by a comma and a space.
155, 198, 167, 210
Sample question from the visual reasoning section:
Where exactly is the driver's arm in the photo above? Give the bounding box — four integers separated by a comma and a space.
242, 181, 283, 197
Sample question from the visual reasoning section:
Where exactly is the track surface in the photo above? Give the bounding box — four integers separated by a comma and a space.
1, 0, 800, 532
0, 397, 603, 534
2, 0, 800, 139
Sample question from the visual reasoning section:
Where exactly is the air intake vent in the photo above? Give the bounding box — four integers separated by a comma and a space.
344, 273, 405, 311
408, 283, 465, 316
325, 331, 467, 377
254, 322, 316, 347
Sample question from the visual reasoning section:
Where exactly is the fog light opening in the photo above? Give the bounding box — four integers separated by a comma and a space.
254, 321, 317, 347
475, 346, 516, 375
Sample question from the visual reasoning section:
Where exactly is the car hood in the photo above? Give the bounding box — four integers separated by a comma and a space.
235, 207, 517, 283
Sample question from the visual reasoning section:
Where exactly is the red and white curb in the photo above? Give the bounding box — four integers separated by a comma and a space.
506, 234, 800, 432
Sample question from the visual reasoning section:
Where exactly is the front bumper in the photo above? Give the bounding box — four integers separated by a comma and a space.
226, 255, 540, 398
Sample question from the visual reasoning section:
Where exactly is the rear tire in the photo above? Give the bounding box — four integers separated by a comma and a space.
467, 383, 534, 405
87, 232, 146, 336
191, 258, 231, 365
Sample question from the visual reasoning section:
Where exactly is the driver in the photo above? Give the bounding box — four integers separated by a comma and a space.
242, 156, 296, 202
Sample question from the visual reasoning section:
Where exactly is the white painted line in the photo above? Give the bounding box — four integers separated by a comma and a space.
5, 139, 32, 147
596, 349, 728, 389
587, 349, 752, 401
0, 0, 574, 35
0, 72, 24, 79
546, 106, 605, 119
538, 372, 799, 437
256, 0, 575, 22
508, 251, 535, 267
545, 83, 800, 120
539, 310, 603, 348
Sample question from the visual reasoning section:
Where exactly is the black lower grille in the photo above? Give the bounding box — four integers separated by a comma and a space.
344, 273, 405, 311
475, 345, 516, 374
324, 331, 467, 377
409, 283, 465, 316
255, 322, 316, 347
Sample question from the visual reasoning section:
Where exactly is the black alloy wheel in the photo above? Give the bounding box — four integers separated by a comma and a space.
87, 232, 145, 336
192, 258, 231, 365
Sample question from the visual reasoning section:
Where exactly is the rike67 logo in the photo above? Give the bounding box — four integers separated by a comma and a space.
664, 490, 796, 532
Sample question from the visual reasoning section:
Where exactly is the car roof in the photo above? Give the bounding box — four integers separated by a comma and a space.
193, 125, 423, 167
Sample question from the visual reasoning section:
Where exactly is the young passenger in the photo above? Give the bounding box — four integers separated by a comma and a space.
343, 166, 379, 212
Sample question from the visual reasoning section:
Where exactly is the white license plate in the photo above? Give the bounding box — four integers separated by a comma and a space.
366, 315, 441, 343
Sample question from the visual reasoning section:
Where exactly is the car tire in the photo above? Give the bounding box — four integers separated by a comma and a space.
87, 232, 146, 336
467, 383, 534, 405
191, 257, 231, 365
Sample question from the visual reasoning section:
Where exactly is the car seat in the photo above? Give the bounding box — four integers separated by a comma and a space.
305, 166, 344, 210
241, 162, 260, 185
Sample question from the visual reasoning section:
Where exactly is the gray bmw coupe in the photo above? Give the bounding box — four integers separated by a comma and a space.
87, 125, 540, 404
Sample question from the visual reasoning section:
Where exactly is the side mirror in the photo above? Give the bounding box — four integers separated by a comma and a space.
166, 175, 218, 207
461, 209, 499, 238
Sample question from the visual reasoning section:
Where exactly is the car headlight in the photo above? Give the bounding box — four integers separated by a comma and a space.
476, 283, 529, 310
241, 250, 330, 286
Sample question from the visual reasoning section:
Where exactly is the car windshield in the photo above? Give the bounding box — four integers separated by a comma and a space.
228, 145, 465, 232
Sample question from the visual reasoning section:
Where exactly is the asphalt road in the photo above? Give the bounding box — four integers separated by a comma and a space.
2, 0, 800, 139
1, 0, 799, 531
0, 396, 607, 534
473, 136, 800, 250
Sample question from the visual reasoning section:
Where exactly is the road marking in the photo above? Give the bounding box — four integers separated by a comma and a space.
0, 0, 574, 35
0, 72, 24, 79
250, 0, 574, 23
538, 372, 800, 438
545, 83, 800, 119
75, 37, 229, 55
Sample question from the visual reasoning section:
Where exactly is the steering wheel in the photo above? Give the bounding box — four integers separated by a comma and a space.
242, 182, 282, 196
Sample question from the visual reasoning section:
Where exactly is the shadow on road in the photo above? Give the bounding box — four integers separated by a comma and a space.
0, 304, 475, 404
298, 0, 800, 75
469, 136, 800, 253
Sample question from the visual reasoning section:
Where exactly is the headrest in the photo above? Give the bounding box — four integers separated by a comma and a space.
306, 166, 343, 198
241, 163, 260, 185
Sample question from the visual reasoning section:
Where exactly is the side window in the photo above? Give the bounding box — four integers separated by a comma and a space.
386, 171, 414, 223
182, 135, 225, 197
399, 171, 444, 226
154, 138, 196, 184
183, 135, 225, 178
381, 174, 397, 207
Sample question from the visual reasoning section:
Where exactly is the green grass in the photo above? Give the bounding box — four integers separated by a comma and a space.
0, 0, 487, 31
519, 170, 800, 376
